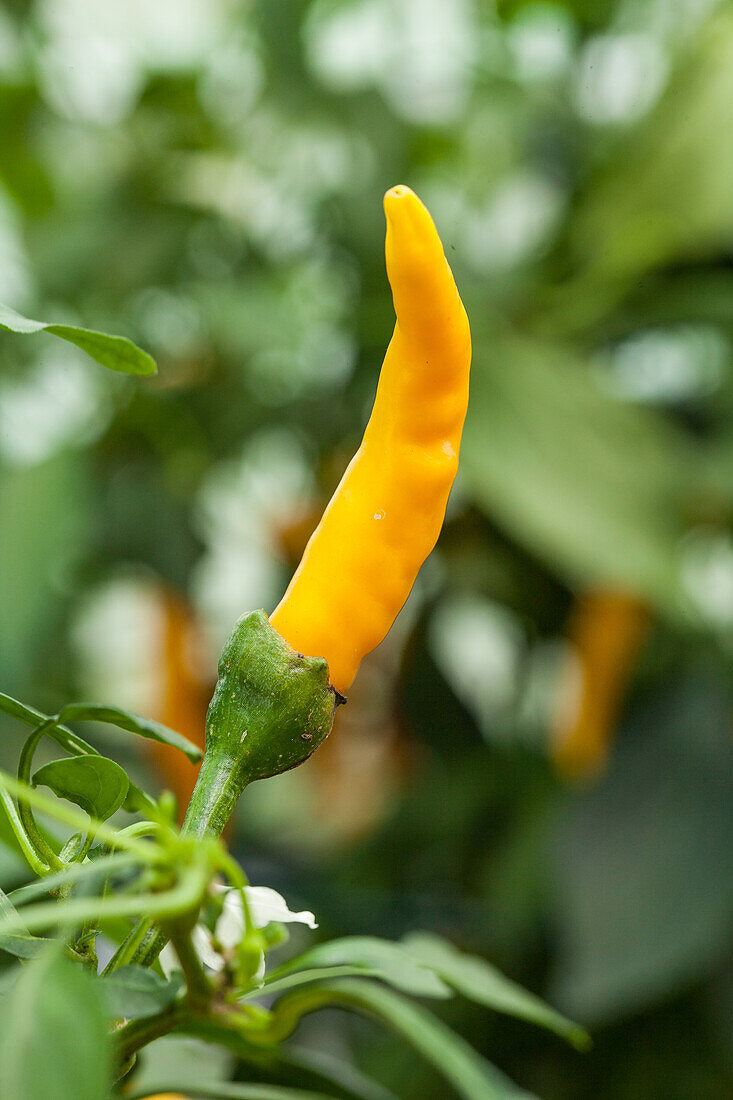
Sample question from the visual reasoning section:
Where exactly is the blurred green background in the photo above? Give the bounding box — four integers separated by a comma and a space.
1, 1, 732, 1096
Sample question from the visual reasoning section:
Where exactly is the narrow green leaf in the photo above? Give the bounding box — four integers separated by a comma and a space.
271, 979, 535, 1100
33, 755, 129, 822
123, 781, 159, 816
0, 690, 100, 758
255, 965, 401, 1000
58, 703, 203, 762
0, 947, 112, 1100
0, 696, 161, 828
402, 933, 590, 1050
0, 690, 43, 727
0, 301, 156, 375
268, 937, 450, 999
101, 965, 183, 1019
0, 888, 54, 959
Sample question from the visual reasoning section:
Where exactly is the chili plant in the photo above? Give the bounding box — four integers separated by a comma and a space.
0, 190, 588, 1100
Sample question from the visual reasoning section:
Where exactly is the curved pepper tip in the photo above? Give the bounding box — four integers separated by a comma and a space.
383, 183, 427, 221
383, 185, 445, 276
384, 183, 414, 201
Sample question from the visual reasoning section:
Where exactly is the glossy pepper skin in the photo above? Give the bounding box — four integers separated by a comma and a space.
271, 185, 471, 694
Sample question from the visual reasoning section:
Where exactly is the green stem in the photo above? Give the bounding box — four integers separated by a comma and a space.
7, 851, 139, 907
117, 1004, 272, 1073
0, 787, 48, 875
102, 916, 153, 976
1, 859, 210, 938
120, 611, 337, 972
166, 922, 213, 1011
181, 746, 252, 839
17, 718, 64, 870
124, 752, 254, 968
116, 1002, 194, 1065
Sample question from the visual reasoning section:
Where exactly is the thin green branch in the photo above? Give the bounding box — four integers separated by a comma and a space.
101, 915, 153, 976
0, 786, 49, 875
115, 1002, 194, 1065
7, 851, 141, 907
166, 922, 214, 1011
17, 717, 65, 869
0, 859, 210, 939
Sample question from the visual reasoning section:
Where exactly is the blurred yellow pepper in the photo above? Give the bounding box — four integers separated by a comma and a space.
271, 185, 471, 694
553, 590, 649, 780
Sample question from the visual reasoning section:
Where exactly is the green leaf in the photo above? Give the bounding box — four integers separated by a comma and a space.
402, 932, 590, 1050
101, 965, 183, 1019
566, 8, 733, 299
256, 966, 413, 1000
33, 755, 129, 822
0, 301, 156, 375
0, 690, 45, 727
461, 337, 687, 608
0, 690, 97, 758
0, 888, 54, 959
123, 781, 159, 816
57, 703, 203, 762
268, 936, 451, 999
0, 947, 112, 1100
271, 979, 535, 1100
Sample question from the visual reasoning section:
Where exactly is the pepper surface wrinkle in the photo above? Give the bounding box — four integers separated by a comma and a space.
271, 185, 471, 694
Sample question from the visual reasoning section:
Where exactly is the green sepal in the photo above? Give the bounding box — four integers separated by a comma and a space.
183, 611, 338, 838
208, 610, 335, 780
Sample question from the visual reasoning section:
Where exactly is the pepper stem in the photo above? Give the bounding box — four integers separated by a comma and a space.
180, 747, 250, 840
125, 611, 338, 970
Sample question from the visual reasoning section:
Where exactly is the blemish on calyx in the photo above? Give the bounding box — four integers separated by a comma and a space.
240, 730, 248, 742
301, 732, 313, 741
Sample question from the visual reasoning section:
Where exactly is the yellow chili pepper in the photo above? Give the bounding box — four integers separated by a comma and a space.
552, 590, 649, 781
271, 185, 471, 694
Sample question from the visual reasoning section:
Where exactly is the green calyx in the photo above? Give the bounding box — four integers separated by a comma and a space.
183, 610, 339, 838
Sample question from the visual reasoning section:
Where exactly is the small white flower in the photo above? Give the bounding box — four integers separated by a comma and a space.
238, 885, 318, 932
161, 884, 317, 977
